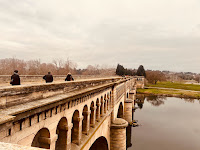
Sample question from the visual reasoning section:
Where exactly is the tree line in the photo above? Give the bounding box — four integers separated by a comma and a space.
0, 58, 115, 76
0, 58, 168, 84
116, 64, 166, 84
116, 64, 137, 76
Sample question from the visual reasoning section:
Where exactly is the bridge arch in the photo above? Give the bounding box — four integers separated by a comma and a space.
107, 93, 110, 110
100, 96, 104, 117
96, 98, 100, 121
82, 105, 89, 135
31, 128, 51, 149
71, 110, 81, 145
104, 94, 107, 113
110, 91, 112, 104
89, 136, 109, 150
117, 102, 124, 118
55, 117, 68, 150
90, 101, 95, 127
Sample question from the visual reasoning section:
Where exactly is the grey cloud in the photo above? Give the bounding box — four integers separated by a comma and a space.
0, 0, 200, 72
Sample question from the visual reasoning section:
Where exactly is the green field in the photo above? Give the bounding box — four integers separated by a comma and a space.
147, 81, 200, 91
137, 88, 200, 99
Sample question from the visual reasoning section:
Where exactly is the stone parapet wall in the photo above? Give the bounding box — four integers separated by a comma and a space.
134, 76, 145, 88
0, 142, 44, 150
0, 75, 118, 84
0, 77, 121, 109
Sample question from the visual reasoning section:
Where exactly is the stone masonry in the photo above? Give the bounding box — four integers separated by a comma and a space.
0, 76, 144, 150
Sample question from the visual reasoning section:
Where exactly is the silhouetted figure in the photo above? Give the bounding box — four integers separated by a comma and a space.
65, 73, 74, 81
43, 72, 53, 83
10, 70, 20, 85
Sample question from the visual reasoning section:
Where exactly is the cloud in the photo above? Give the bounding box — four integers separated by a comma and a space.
0, 0, 200, 72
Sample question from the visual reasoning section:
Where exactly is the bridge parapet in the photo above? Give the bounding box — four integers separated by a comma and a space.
0, 77, 124, 131
0, 77, 122, 109
0, 75, 119, 84
133, 76, 145, 88
0, 142, 44, 150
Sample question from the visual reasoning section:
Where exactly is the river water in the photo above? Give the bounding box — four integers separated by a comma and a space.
127, 95, 200, 150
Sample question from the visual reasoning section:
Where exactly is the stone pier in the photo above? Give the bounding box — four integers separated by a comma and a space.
124, 99, 133, 124
110, 118, 128, 150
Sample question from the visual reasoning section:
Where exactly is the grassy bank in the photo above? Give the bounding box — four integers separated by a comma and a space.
137, 88, 200, 99
147, 81, 200, 91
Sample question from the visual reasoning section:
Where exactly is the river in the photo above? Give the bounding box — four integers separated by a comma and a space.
127, 95, 200, 150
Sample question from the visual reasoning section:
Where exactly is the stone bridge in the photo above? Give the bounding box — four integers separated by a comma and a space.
0, 76, 144, 150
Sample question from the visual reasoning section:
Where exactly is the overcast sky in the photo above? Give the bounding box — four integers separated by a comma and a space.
0, 0, 200, 72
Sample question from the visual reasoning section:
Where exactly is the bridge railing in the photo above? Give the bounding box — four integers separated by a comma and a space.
0, 75, 118, 84
134, 76, 145, 88
0, 77, 122, 109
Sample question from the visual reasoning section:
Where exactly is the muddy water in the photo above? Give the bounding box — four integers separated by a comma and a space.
127, 95, 200, 150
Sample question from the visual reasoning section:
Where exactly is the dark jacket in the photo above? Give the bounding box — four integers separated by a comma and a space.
65, 74, 74, 81
43, 74, 53, 83
10, 73, 20, 85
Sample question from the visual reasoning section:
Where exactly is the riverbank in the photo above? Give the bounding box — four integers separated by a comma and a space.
137, 88, 200, 99
147, 81, 200, 91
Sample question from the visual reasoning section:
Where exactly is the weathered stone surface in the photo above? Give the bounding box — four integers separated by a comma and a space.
0, 76, 144, 150
124, 99, 133, 103
0, 75, 119, 85
111, 118, 128, 129
0, 142, 44, 150
111, 118, 128, 150
0, 77, 122, 109
0, 114, 15, 125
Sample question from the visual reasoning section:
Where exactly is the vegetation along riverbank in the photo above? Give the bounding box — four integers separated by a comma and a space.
147, 81, 200, 91
137, 82, 200, 99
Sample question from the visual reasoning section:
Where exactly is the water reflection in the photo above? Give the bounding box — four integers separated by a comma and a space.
126, 101, 136, 149
146, 95, 166, 106
136, 94, 145, 109
136, 94, 198, 107
126, 125, 132, 148
136, 94, 167, 107
183, 97, 196, 103
128, 95, 200, 150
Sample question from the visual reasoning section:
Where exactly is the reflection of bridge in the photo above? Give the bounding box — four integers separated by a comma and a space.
0, 76, 144, 150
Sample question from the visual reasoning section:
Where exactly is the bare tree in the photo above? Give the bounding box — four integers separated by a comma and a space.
146, 70, 166, 84
0, 57, 115, 76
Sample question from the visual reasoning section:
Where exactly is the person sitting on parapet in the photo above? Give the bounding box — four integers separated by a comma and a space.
65, 72, 74, 81
10, 70, 20, 85
43, 72, 53, 83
